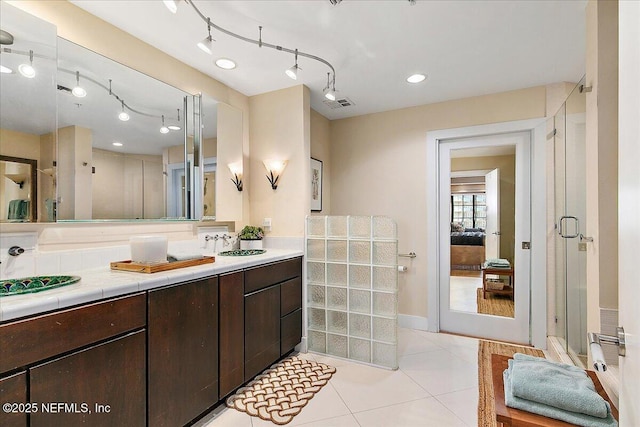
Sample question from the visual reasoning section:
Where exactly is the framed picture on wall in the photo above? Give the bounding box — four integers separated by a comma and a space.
310, 157, 323, 211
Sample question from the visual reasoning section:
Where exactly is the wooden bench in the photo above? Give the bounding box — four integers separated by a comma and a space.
491, 354, 618, 426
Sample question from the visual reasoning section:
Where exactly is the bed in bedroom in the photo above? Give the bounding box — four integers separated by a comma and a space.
450, 227, 486, 270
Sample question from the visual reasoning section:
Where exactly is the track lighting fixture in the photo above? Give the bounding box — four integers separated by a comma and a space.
323, 72, 336, 101
118, 100, 130, 121
175, 1, 338, 102
0, 29, 14, 45
72, 71, 87, 98
18, 50, 35, 78
163, 0, 179, 14
160, 115, 170, 134
197, 18, 215, 55
285, 49, 301, 80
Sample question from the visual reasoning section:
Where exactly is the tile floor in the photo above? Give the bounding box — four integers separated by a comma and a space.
195, 328, 479, 427
449, 275, 482, 314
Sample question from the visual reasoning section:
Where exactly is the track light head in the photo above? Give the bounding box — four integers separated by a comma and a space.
18, 50, 35, 78
197, 35, 214, 54
285, 64, 300, 80
118, 100, 130, 121
160, 115, 170, 134
163, 0, 178, 14
72, 71, 87, 98
323, 72, 337, 101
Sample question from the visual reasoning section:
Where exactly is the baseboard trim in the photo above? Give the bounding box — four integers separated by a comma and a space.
398, 314, 429, 331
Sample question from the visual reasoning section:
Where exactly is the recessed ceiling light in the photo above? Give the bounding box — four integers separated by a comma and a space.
406, 73, 427, 83
112, 142, 123, 147
0, 65, 13, 74
215, 58, 236, 70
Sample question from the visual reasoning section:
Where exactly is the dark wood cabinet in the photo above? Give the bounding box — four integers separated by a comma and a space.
244, 258, 303, 380
0, 371, 27, 427
219, 271, 244, 398
148, 277, 219, 427
30, 331, 145, 427
244, 285, 281, 381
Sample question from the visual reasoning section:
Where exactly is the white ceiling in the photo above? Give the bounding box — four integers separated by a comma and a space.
70, 0, 587, 120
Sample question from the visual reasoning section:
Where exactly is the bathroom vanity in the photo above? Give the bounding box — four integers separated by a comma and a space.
0, 253, 303, 427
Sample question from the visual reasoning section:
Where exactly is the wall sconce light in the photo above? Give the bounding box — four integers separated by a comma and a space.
263, 160, 287, 190
228, 162, 243, 192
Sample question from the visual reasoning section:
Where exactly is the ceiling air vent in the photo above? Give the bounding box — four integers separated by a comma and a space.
322, 97, 355, 109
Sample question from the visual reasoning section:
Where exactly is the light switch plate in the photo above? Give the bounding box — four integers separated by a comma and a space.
578, 242, 587, 251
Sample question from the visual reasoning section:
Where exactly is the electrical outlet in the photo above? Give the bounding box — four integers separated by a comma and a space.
578, 242, 587, 252
263, 218, 272, 228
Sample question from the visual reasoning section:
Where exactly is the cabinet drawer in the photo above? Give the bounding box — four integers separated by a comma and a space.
244, 257, 302, 294
280, 277, 302, 316
0, 371, 27, 427
0, 293, 146, 375
30, 331, 146, 427
281, 309, 302, 356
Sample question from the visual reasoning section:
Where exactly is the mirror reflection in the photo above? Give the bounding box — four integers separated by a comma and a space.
56, 38, 196, 221
0, 2, 57, 222
0, 155, 38, 222
449, 145, 516, 318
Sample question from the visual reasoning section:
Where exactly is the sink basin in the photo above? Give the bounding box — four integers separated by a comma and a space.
218, 249, 267, 256
0, 275, 81, 297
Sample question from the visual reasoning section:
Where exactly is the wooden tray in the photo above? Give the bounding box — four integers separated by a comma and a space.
110, 256, 215, 273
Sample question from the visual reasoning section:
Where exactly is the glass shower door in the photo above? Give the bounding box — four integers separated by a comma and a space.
554, 78, 588, 366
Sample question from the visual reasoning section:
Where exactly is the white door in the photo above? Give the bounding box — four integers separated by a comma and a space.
439, 131, 531, 344
485, 168, 500, 260
618, 2, 639, 423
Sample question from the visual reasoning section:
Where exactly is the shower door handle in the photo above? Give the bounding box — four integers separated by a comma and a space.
558, 216, 580, 238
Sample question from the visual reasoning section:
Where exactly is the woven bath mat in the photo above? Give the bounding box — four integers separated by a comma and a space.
227, 356, 336, 425
476, 288, 514, 318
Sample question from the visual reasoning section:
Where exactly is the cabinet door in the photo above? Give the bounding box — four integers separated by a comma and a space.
219, 271, 244, 397
30, 331, 145, 427
148, 277, 219, 427
244, 285, 280, 381
0, 371, 27, 427
281, 308, 302, 356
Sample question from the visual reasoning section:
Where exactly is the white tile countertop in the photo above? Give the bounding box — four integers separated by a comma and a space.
0, 249, 303, 322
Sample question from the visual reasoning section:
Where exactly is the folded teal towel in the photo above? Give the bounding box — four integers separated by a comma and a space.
504, 368, 618, 427
485, 258, 511, 268
509, 354, 609, 418
167, 253, 203, 262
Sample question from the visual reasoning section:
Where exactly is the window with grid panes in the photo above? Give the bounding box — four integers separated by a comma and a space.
452, 194, 486, 229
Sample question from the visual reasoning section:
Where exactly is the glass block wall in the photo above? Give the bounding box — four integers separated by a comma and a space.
305, 216, 398, 369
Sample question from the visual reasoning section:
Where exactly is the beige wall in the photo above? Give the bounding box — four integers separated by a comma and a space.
330, 86, 545, 318
451, 155, 516, 263
249, 85, 310, 237
310, 109, 331, 214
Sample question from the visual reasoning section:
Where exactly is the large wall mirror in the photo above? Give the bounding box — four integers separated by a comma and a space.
0, 2, 57, 223
1, 2, 243, 224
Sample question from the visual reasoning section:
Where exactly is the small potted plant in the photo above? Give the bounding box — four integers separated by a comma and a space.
238, 225, 264, 250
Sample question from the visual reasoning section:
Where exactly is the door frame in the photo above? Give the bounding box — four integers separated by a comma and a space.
426, 118, 547, 348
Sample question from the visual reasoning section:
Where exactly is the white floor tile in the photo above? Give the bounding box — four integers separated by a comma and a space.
434, 387, 479, 427
398, 328, 445, 357
353, 397, 467, 427
399, 349, 478, 396
296, 414, 360, 427
330, 362, 430, 413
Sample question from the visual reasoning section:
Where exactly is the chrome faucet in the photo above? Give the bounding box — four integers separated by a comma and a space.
204, 235, 219, 242
221, 234, 232, 247
8, 246, 25, 256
